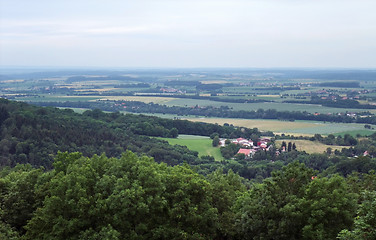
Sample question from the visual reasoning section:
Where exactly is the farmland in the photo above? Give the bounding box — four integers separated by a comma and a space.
184, 117, 376, 136
275, 139, 349, 154
3, 68, 376, 136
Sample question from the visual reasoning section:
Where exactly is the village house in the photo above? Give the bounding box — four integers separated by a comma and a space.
230, 137, 273, 159
231, 138, 254, 147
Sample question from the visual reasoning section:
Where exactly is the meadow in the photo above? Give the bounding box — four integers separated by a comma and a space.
158, 135, 223, 161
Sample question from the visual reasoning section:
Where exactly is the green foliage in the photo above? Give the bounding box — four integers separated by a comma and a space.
1, 152, 375, 239
234, 162, 357, 240
336, 156, 376, 176
24, 151, 218, 240
0, 165, 44, 234
0, 99, 201, 169
338, 190, 376, 240
207, 169, 247, 238
212, 136, 220, 147
169, 127, 179, 138
0, 221, 19, 240
301, 175, 357, 239
220, 143, 240, 159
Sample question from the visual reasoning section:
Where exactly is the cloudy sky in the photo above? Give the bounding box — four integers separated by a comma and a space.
1, 0, 375, 68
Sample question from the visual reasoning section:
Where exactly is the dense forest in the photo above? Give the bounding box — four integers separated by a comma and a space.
0, 98, 262, 170
1, 98, 376, 239
1, 152, 375, 239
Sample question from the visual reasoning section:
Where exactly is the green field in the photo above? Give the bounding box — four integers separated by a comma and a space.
158, 135, 223, 161
185, 117, 376, 136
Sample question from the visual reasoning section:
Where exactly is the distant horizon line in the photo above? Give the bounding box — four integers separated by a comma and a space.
1, 65, 376, 71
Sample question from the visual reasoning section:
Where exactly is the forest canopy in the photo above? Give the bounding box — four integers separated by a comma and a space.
0, 152, 375, 240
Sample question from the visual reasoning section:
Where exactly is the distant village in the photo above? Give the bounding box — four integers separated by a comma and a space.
220, 137, 275, 159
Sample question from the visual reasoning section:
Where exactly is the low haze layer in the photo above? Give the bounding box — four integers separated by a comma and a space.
1, 0, 376, 68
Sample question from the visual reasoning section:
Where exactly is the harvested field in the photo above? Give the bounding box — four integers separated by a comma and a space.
275, 140, 348, 154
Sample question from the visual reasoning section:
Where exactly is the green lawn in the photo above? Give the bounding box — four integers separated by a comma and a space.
158, 135, 223, 161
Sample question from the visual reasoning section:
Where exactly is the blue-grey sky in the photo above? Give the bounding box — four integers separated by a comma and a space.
1, 0, 375, 68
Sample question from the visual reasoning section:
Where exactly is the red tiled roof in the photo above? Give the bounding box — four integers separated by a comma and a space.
237, 149, 251, 156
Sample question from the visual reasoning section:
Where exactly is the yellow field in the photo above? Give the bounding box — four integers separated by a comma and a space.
273, 132, 314, 137
201, 80, 229, 84
98, 96, 177, 104
75, 88, 116, 92
257, 95, 280, 98
185, 118, 317, 132
0, 79, 24, 83
275, 140, 348, 154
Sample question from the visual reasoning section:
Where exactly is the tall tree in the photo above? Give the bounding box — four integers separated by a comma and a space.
207, 169, 247, 239
338, 190, 376, 240
288, 142, 292, 152
212, 136, 220, 147
234, 162, 357, 240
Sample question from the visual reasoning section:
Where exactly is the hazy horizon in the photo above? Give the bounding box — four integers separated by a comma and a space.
1, 0, 376, 68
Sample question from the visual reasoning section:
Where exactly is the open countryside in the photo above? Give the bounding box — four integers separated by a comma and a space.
1, 0, 376, 237
158, 135, 223, 160
184, 117, 375, 136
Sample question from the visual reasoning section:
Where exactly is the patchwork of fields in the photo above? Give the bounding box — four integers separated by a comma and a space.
18, 94, 367, 114
4, 69, 376, 157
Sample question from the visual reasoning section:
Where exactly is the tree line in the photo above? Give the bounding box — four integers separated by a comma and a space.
0, 98, 262, 170
32, 100, 376, 124
284, 96, 376, 109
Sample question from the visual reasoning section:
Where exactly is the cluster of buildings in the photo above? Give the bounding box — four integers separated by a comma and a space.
220, 137, 272, 158
159, 87, 185, 94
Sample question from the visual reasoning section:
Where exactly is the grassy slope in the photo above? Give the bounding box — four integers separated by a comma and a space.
158, 135, 223, 161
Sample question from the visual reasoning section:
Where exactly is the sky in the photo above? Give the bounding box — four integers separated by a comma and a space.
1, 0, 376, 68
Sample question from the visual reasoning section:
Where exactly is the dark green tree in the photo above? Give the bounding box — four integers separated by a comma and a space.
281, 141, 287, 151
0, 165, 44, 234
212, 136, 220, 147
24, 151, 218, 240
288, 142, 292, 152
338, 190, 376, 240
234, 162, 357, 240
207, 169, 247, 239
169, 127, 179, 138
